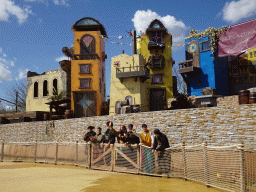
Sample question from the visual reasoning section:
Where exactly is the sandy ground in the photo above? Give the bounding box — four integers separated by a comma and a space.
0, 162, 224, 192
0, 162, 113, 192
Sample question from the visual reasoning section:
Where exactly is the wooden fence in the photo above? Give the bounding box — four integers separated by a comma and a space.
1, 141, 255, 192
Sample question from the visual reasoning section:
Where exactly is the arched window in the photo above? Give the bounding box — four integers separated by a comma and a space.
53, 79, 58, 95
125, 96, 133, 105
43, 80, 48, 96
80, 34, 95, 59
34, 82, 38, 98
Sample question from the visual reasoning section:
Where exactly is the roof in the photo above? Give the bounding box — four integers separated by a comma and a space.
146, 19, 167, 35
72, 17, 107, 37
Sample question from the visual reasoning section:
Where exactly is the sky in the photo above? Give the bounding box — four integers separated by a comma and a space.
0, 0, 256, 109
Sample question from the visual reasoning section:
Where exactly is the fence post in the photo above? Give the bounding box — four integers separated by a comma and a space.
203, 142, 210, 187
155, 152, 159, 174
140, 144, 142, 173
239, 143, 246, 192
88, 143, 92, 169
137, 144, 140, 174
34, 140, 37, 163
55, 142, 58, 165
111, 144, 115, 172
1, 140, 4, 162
182, 142, 187, 180
75, 141, 78, 165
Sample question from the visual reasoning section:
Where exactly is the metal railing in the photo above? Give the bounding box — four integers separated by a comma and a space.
116, 65, 149, 73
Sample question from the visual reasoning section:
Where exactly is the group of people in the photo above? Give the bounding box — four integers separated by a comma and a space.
84, 121, 170, 152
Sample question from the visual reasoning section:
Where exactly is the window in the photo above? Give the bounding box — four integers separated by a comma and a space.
80, 78, 91, 88
80, 64, 90, 74
250, 52, 253, 58
34, 82, 38, 98
254, 51, 256, 57
150, 32, 162, 43
53, 79, 58, 95
152, 74, 163, 84
80, 34, 95, 59
43, 80, 48, 96
201, 40, 210, 51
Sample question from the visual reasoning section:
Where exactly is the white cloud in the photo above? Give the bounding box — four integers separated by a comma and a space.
3, 54, 7, 57
53, 0, 68, 6
0, 63, 12, 81
0, 0, 33, 24
221, 0, 256, 23
16, 69, 29, 80
132, 10, 187, 43
55, 55, 68, 62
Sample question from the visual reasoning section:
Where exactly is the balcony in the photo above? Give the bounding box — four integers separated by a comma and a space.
178, 59, 195, 74
178, 59, 201, 86
147, 55, 165, 69
116, 65, 150, 82
73, 54, 99, 60
148, 42, 166, 50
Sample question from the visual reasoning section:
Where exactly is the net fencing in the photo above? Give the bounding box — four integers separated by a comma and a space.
3, 142, 35, 162
114, 143, 139, 174
0, 141, 254, 192
245, 149, 256, 192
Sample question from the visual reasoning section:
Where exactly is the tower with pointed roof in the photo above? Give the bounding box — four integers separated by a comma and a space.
137, 19, 174, 111
69, 17, 107, 117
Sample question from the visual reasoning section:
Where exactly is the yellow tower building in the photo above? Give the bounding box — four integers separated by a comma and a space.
109, 19, 173, 115
137, 19, 173, 111
70, 17, 107, 117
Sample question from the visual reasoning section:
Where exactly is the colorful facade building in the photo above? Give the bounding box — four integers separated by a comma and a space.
109, 19, 174, 114
178, 36, 230, 96
137, 19, 174, 111
62, 17, 107, 118
109, 52, 150, 115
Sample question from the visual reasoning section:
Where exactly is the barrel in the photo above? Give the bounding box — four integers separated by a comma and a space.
239, 90, 250, 104
249, 89, 256, 104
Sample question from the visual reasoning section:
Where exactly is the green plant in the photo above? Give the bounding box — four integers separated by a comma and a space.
189, 26, 227, 54
47, 88, 66, 102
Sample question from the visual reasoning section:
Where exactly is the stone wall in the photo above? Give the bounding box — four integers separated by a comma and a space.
1, 96, 256, 148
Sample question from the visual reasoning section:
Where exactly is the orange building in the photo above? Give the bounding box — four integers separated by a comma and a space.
68, 17, 107, 117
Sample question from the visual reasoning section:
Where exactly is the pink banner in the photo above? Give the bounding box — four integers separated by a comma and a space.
218, 18, 256, 57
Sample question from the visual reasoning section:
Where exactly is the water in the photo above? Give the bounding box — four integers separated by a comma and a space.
83, 172, 222, 192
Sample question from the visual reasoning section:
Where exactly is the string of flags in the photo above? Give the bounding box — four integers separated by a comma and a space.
99, 34, 185, 47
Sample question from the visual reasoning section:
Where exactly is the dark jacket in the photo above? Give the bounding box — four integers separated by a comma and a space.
153, 133, 170, 151
84, 131, 96, 142
127, 135, 140, 144
102, 129, 116, 144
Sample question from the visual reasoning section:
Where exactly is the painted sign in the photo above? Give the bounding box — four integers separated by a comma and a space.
218, 18, 256, 57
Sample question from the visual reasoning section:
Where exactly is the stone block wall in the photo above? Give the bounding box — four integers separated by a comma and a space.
1, 96, 256, 148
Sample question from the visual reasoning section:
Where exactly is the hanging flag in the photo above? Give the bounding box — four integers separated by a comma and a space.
218, 18, 256, 57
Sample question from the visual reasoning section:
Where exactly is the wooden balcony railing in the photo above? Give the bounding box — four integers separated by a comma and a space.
73, 54, 99, 60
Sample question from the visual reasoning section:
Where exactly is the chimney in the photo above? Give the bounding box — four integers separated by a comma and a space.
132, 30, 137, 55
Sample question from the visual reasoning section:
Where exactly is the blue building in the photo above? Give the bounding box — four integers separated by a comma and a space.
178, 36, 230, 96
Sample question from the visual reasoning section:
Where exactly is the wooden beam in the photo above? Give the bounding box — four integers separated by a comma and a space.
116, 148, 139, 169
92, 147, 112, 165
